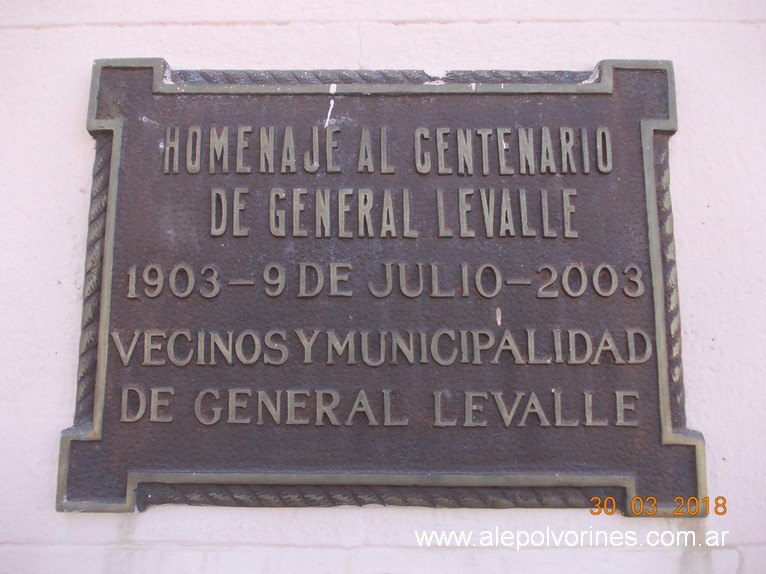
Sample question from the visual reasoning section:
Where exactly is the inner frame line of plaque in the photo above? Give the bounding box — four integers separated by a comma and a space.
92, 120, 123, 441
58, 59, 707, 512
641, 111, 707, 497
61, 470, 640, 514
87, 58, 673, 106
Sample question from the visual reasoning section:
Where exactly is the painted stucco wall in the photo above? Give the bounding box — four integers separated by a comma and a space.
1, 1, 764, 572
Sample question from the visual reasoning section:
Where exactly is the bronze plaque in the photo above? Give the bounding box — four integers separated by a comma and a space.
58, 59, 705, 514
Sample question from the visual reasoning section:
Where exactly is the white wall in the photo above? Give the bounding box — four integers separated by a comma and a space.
1, 1, 764, 572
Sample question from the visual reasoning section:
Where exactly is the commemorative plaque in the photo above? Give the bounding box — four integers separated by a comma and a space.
58, 59, 705, 514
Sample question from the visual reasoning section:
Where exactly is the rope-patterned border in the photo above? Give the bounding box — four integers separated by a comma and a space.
171, 68, 592, 87
136, 483, 622, 511
74, 132, 111, 426
656, 137, 686, 428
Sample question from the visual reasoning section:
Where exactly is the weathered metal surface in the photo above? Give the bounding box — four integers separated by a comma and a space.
58, 59, 705, 514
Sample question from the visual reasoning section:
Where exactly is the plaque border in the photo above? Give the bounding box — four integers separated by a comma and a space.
57, 59, 706, 513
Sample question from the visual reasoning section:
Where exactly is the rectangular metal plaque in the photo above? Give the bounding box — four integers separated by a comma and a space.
58, 59, 705, 514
